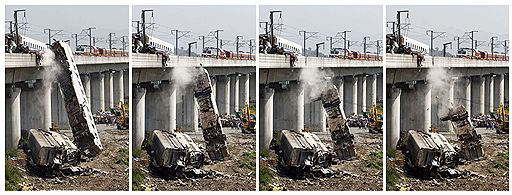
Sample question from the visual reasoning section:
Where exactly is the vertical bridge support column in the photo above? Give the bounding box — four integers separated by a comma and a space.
336, 77, 344, 113
231, 74, 240, 112
479, 76, 485, 115
7, 87, 21, 149
352, 76, 358, 115
82, 75, 91, 109
224, 75, 231, 115
168, 82, 177, 132
489, 75, 494, 112
499, 74, 505, 106
448, 78, 455, 132
424, 83, 432, 131
466, 77, 472, 115
108, 72, 114, 109
99, 73, 105, 111
133, 87, 146, 149
371, 74, 377, 107
43, 83, 52, 130
242, 74, 250, 107
361, 75, 367, 112
118, 70, 124, 104
260, 87, 274, 150
388, 87, 401, 149
296, 83, 305, 132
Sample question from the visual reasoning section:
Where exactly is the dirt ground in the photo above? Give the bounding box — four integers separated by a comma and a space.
260, 127, 383, 191
6, 124, 129, 191
386, 128, 509, 191
132, 127, 256, 191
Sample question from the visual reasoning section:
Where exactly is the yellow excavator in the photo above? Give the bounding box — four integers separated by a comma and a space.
114, 102, 129, 130
495, 104, 508, 134
240, 102, 256, 133
369, 105, 383, 133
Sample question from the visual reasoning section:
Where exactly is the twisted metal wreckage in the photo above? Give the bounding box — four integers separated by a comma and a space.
401, 106, 484, 178
274, 85, 356, 177
27, 41, 103, 175
148, 67, 230, 178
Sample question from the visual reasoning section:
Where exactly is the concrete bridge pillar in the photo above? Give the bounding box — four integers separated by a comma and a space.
352, 76, 358, 115
168, 82, 177, 132
465, 77, 471, 115
387, 87, 401, 149
424, 83, 432, 131
7, 87, 21, 149
117, 70, 124, 104
499, 74, 505, 106
297, 84, 305, 132
489, 75, 494, 112
184, 88, 199, 132
223, 75, 230, 115
211, 76, 217, 98
479, 76, 485, 115
133, 87, 146, 149
260, 87, 274, 150
242, 74, 250, 107
371, 74, 377, 106
108, 72, 114, 109
81, 75, 91, 109
99, 73, 105, 111
336, 77, 344, 113
448, 78, 455, 132
43, 83, 52, 130
361, 75, 367, 112
231, 74, 240, 112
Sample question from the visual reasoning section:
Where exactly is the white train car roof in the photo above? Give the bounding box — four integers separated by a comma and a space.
148, 35, 175, 54
403, 36, 430, 55
20, 35, 48, 51
276, 36, 303, 55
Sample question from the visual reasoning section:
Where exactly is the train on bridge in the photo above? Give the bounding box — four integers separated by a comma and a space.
5, 33, 128, 57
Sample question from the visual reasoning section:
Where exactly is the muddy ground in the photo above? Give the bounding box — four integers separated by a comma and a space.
260, 127, 383, 191
132, 127, 256, 191
386, 128, 509, 191
6, 124, 130, 191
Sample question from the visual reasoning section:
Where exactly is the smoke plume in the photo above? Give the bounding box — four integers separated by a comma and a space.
299, 67, 333, 102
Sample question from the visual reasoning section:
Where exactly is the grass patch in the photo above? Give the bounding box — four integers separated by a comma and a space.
239, 160, 256, 170
387, 149, 397, 158
242, 151, 256, 159
116, 147, 129, 166
132, 167, 144, 191
5, 160, 21, 191
260, 149, 271, 158
386, 166, 400, 191
495, 152, 509, 170
132, 148, 142, 158
6, 148, 18, 158
259, 165, 273, 191
366, 151, 383, 169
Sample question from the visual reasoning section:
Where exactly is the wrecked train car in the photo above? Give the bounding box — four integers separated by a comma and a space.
319, 85, 356, 160
150, 130, 204, 174
27, 129, 80, 170
193, 67, 229, 161
277, 130, 332, 174
404, 130, 458, 173
440, 106, 484, 161
50, 41, 103, 157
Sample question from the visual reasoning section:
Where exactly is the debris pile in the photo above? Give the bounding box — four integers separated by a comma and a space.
440, 106, 484, 162
149, 130, 205, 178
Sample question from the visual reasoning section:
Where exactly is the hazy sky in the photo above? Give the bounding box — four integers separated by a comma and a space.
5, 5, 128, 49
132, 5, 256, 53
259, 5, 383, 54
387, 5, 509, 54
